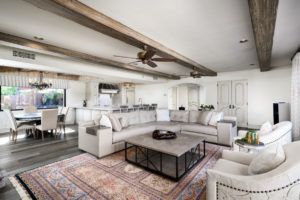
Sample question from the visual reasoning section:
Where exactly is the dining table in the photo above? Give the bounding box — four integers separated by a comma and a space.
14, 112, 64, 122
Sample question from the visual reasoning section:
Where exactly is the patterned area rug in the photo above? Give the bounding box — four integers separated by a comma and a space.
10, 143, 227, 200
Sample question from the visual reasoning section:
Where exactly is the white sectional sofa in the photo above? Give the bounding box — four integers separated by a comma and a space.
79, 110, 237, 158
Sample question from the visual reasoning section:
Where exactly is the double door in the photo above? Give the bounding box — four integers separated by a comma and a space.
217, 80, 248, 127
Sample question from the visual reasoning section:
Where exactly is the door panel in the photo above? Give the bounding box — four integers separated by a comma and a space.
126, 89, 135, 106
232, 80, 248, 127
217, 81, 231, 116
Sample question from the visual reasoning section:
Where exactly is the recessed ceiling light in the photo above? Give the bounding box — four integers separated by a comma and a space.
239, 38, 248, 43
33, 36, 44, 41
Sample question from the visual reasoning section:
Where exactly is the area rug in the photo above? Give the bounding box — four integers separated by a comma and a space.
10, 143, 227, 200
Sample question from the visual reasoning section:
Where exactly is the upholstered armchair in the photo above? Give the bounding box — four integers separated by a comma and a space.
233, 121, 292, 152
207, 141, 300, 200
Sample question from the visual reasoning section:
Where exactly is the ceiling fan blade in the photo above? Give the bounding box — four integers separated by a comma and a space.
128, 61, 142, 65
151, 57, 177, 62
143, 50, 156, 60
113, 55, 139, 59
146, 60, 158, 68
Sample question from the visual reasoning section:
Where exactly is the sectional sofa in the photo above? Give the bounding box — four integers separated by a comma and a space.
79, 110, 237, 158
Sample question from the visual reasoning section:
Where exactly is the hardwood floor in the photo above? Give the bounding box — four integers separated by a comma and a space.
0, 125, 82, 200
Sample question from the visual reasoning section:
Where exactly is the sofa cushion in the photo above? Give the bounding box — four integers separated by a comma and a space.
248, 145, 286, 175
198, 111, 213, 125
119, 117, 129, 128
108, 115, 122, 132
139, 111, 156, 123
113, 123, 155, 143
181, 123, 217, 135
156, 109, 170, 121
189, 110, 201, 123
170, 110, 189, 122
213, 159, 249, 176
260, 121, 272, 136
208, 111, 224, 127
111, 111, 140, 125
154, 121, 182, 133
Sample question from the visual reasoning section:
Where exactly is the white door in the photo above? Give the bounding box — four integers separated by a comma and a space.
217, 80, 248, 127
126, 89, 135, 106
188, 86, 199, 110
232, 80, 248, 127
217, 81, 232, 116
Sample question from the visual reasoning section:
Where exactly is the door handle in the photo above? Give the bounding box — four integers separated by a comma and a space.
229, 105, 232, 109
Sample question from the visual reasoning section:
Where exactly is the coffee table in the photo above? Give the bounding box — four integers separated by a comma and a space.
125, 133, 206, 181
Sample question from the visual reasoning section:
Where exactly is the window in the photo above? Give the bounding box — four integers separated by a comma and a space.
0, 86, 65, 110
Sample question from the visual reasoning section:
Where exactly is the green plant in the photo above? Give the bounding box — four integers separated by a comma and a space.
199, 104, 215, 111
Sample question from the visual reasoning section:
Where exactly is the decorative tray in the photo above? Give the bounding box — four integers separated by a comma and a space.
152, 130, 177, 140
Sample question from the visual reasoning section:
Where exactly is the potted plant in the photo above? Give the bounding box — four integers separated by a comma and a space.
199, 104, 215, 111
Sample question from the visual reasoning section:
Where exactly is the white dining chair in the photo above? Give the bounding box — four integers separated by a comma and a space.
4, 109, 36, 143
23, 105, 37, 113
36, 109, 58, 140
58, 107, 69, 135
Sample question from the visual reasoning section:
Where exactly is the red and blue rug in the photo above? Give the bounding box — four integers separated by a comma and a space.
10, 143, 226, 200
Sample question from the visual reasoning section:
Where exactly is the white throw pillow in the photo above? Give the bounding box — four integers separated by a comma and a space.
156, 109, 170, 122
119, 117, 129, 128
260, 121, 272, 135
208, 111, 224, 126
248, 145, 286, 175
198, 111, 213, 125
109, 115, 122, 132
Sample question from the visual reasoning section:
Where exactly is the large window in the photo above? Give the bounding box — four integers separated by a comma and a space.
0, 86, 65, 110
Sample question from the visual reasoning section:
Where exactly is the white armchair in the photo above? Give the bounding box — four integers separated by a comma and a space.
207, 141, 300, 200
234, 121, 292, 151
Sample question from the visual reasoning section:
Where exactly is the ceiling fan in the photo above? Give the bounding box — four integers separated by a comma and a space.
114, 45, 176, 68
178, 70, 203, 78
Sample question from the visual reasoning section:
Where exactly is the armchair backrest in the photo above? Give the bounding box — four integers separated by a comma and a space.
41, 109, 58, 130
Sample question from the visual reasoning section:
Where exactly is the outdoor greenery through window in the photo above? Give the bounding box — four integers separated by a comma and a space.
1, 86, 64, 110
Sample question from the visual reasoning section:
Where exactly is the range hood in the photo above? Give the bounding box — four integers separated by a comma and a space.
99, 83, 119, 94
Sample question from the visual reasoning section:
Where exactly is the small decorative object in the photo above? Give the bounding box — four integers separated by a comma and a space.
179, 105, 185, 110
152, 130, 177, 140
238, 130, 263, 146
83, 100, 87, 107
199, 104, 215, 111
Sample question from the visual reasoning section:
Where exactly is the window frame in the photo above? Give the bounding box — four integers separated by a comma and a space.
0, 86, 66, 111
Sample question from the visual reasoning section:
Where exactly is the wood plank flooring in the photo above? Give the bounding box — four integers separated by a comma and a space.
0, 125, 82, 200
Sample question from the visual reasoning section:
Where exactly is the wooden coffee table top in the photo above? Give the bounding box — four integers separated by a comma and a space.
125, 133, 205, 157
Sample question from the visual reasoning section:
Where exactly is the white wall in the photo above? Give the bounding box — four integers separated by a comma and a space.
135, 67, 292, 127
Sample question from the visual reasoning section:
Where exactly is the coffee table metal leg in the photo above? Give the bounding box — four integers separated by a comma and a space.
160, 152, 162, 172
203, 140, 206, 156
176, 157, 179, 180
125, 142, 128, 161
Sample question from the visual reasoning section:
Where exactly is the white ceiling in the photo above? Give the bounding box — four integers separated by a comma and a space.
0, 0, 299, 83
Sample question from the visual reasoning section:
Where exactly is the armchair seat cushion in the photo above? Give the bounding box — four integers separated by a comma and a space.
181, 123, 217, 135
213, 159, 249, 176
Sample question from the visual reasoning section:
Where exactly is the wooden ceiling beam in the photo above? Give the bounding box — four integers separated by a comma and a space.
24, 0, 217, 76
0, 32, 180, 80
248, 0, 279, 72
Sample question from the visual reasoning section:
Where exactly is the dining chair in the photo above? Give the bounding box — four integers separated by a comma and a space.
4, 109, 36, 143
58, 106, 63, 114
36, 109, 58, 140
58, 107, 69, 135
23, 105, 37, 113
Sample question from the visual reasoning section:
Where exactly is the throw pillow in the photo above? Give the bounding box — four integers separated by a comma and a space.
198, 111, 213, 125
189, 111, 201, 123
260, 121, 272, 135
119, 117, 129, 128
208, 111, 224, 126
248, 145, 286, 175
109, 115, 122, 132
156, 109, 170, 121
170, 110, 189, 122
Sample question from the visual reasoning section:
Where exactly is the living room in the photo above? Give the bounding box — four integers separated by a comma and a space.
0, 0, 299, 199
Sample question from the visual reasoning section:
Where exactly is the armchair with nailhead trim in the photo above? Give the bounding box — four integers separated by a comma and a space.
207, 141, 300, 200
